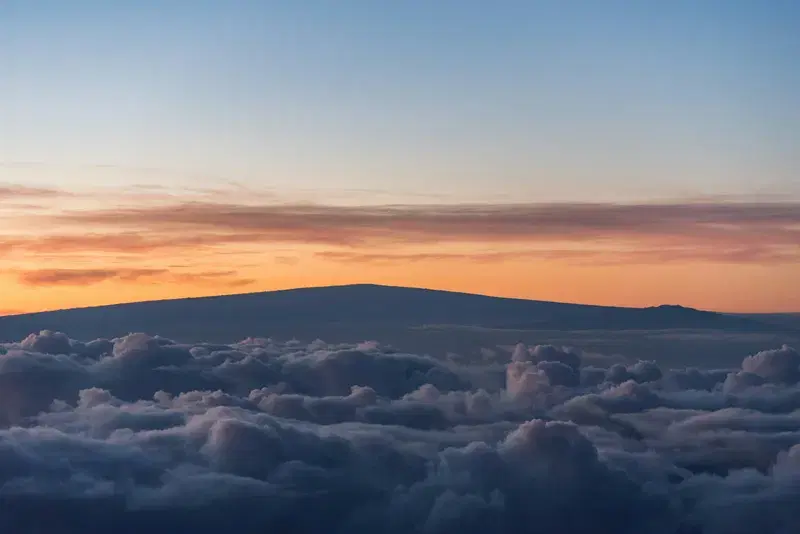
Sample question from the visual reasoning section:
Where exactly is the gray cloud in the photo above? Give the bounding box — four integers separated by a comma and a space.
1, 331, 800, 532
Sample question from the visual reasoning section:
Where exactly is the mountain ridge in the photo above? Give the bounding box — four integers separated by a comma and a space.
0, 283, 788, 344
2, 283, 706, 317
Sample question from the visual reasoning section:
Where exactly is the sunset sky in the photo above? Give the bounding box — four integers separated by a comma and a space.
1, 1, 798, 314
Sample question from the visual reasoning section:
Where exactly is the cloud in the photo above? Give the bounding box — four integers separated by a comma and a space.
0, 184, 65, 200
1, 330, 800, 532
317, 246, 800, 265
740, 345, 800, 384
49, 200, 800, 245
0, 232, 267, 255
15, 268, 255, 287
17, 268, 160, 286
5, 199, 796, 265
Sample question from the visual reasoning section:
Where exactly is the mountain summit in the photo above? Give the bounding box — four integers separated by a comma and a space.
0, 284, 775, 343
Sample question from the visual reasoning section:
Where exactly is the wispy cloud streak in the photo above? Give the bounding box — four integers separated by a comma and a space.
0, 184, 65, 200
48, 200, 800, 242
14, 268, 255, 287
1, 199, 797, 265
316, 245, 800, 265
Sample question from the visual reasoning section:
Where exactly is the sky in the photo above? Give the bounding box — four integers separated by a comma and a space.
1, 0, 799, 314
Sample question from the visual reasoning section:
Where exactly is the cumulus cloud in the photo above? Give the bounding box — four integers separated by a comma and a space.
741, 345, 800, 384
1, 331, 800, 532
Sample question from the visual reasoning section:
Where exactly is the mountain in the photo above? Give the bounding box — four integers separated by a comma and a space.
0, 284, 784, 344
733, 313, 800, 331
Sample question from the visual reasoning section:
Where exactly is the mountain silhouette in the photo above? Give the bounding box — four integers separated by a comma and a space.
0, 284, 781, 343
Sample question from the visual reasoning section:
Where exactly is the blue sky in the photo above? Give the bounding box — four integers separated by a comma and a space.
1, 1, 799, 313
1, 0, 798, 202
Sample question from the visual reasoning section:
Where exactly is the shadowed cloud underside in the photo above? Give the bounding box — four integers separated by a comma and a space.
0, 324, 799, 533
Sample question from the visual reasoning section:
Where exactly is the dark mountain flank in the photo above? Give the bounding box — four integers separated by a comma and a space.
0, 284, 784, 344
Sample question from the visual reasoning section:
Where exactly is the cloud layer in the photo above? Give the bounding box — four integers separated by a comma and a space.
2, 198, 797, 265
1, 329, 800, 532
53, 199, 800, 244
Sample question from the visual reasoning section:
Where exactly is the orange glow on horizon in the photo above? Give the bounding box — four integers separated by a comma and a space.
1, 191, 798, 315
2, 254, 798, 315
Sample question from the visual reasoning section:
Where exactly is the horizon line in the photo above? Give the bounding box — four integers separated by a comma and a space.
2, 282, 795, 318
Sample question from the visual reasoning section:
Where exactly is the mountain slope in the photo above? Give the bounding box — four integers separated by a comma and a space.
0, 284, 780, 343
